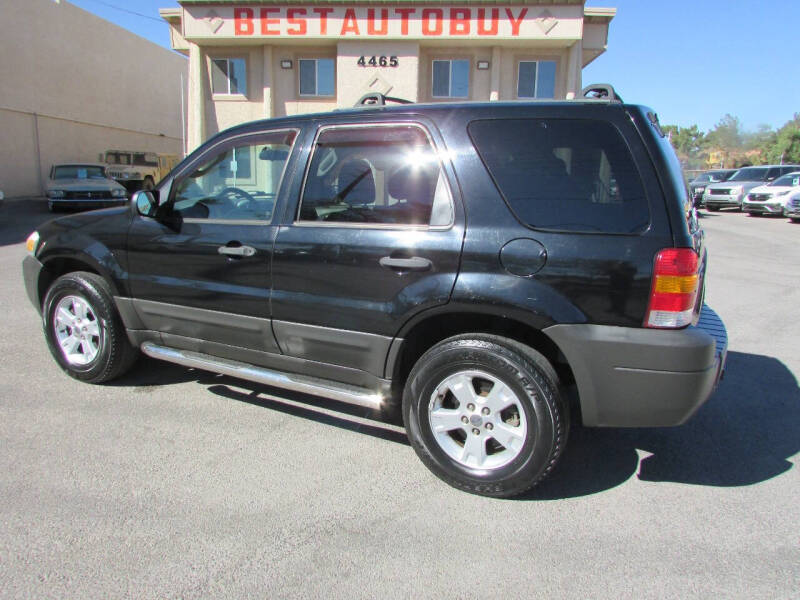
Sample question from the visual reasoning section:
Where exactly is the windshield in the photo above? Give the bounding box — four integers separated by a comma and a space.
770, 173, 800, 187
53, 166, 106, 179
105, 152, 131, 165
694, 170, 730, 183
728, 167, 769, 182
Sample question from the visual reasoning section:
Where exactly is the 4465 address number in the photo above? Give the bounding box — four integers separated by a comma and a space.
357, 55, 399, 67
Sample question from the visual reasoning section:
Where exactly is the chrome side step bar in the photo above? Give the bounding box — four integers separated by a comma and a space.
140, 342, 385, 411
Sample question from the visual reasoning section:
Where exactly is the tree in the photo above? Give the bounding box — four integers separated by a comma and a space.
759, 114, 800, 164
706, 114, 744, 151
746, 123, 776, 150
663, 124, 708, 169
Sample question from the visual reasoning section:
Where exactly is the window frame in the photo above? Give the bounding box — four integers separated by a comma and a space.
210, 57, 248, 97
298, 58, 336, 98
516, 59, 558, 99
431, 58, 471, 99
294, 122, 455, 231
166, 128, 299, 226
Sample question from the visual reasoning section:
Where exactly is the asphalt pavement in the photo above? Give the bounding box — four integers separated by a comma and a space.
0, 199, 797, 598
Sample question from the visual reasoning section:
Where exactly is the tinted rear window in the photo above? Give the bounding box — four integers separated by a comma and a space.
468, 118, 650, 233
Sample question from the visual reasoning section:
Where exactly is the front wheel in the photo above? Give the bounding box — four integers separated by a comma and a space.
42, 272, 138, 383
707, 205, 719, 212
403, 334, 568, 498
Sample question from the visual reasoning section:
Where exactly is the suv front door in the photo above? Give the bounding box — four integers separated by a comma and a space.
126, 128, 300, 354
271, 120, 464, 379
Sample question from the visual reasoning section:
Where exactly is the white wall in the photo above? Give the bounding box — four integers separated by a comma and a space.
0, 0, 188, 197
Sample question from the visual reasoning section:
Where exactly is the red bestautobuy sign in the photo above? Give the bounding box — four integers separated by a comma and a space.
183, 5, 580, 39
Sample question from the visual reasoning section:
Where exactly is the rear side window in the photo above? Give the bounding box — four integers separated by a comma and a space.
297, 125, 454, 227
468, 118, 650, 233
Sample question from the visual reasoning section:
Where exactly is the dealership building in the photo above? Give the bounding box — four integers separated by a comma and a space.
160, 0, 615, 150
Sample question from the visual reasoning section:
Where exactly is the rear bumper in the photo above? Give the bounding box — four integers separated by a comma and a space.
544, 305, 727, 427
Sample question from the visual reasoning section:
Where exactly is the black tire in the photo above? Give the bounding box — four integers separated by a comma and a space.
707, 205, 719, 212
42, 272, 138, 383
748, 212, 760, 217
791, 218, 800, 224
403, 334, 568, 498
142, 176, 155, 191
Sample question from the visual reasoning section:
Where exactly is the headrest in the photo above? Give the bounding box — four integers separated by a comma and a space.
388, 164, 436, 204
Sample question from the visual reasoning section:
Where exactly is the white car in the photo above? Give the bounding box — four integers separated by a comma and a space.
742, 171, 800, 216
46, 163, 128, 212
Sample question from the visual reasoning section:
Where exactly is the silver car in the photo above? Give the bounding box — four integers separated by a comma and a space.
46, 164, 128, 212
702, 164, 800, 211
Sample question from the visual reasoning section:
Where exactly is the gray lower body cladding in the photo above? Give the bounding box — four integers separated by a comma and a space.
544, 305, 727, 427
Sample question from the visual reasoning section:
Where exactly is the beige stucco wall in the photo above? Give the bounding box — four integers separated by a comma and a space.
0, 0, 188, 197
336, 41, 421, 106
0, 110, 41, 198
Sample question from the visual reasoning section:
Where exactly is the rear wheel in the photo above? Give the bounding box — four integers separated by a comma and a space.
403, 334, 568, 498
748, 212, 760, 217
43, 272, 138, 383
791, 218, 800, 224
707, 205, 719, 212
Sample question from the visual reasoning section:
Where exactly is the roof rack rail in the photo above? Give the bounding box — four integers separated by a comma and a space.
354, 93, 413, 107
581, 83, 623, 103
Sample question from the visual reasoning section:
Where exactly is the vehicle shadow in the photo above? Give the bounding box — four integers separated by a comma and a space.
526, 350, 798, 500
115, 351, 797, 498
112, 357, 409, 446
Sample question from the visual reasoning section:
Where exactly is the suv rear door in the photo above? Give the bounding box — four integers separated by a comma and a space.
458, 105, 675, 328
270, 118, 464, 378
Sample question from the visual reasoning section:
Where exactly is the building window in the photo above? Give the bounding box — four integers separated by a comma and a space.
299, 59, 335, 97
211, 58, 247, 96
432, 59, 469, 99
517, 60, 557, 99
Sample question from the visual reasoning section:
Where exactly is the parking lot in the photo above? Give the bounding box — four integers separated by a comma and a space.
0, 199, 797, 598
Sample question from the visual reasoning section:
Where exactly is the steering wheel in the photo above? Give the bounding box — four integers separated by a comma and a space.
215, 186, 255, 217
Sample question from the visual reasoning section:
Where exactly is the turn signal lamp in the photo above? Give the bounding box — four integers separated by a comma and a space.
26, 231, 40, 255
645, 248, 699, 328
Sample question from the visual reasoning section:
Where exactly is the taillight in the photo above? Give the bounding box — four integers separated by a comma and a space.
645, 248, 700, 328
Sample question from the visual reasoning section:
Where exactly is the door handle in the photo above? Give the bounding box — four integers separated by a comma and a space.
218, 244, 256, 257
379, 256, 432, 271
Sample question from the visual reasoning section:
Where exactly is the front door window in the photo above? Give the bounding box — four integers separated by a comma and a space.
172, 130, 297, 222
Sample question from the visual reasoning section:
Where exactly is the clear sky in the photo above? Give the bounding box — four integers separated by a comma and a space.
64, 0, 799, 133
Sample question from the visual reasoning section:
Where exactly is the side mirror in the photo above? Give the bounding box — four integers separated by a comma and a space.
133, 190, 158, 217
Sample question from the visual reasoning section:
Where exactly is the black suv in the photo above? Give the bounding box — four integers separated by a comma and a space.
23, 90, 728, 497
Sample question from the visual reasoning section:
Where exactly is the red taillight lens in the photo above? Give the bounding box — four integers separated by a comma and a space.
645, 248, 700, 328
